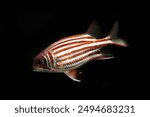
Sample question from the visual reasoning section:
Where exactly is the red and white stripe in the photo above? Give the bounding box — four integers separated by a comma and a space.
57, 49, 102, 69
45, 34, 111, 70
49, 34, 93, 49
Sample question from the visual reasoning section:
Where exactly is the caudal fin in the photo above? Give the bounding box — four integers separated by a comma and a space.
108, 21, 127, 47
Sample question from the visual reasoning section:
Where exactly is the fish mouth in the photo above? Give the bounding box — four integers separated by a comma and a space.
33, 67, 50, 73
33, 67, 44, 72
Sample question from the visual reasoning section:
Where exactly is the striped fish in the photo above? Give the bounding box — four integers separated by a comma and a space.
33, 21, 127, 82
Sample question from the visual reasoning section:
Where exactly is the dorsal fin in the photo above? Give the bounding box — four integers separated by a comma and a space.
86, 20, 101, 38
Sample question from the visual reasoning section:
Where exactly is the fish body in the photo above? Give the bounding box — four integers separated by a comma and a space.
33, 21, 127, 82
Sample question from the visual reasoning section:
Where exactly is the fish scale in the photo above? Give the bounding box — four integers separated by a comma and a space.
56, 48, 100, 69
62, 53, 103, 70
53, 39, 108, 57
49, 34, 93, 48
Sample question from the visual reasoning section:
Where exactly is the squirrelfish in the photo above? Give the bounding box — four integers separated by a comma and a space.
33, 21, 127, 82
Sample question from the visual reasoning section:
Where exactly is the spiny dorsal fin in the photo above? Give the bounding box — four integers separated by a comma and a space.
86, 20, 101, 39
64, 69, 81, 82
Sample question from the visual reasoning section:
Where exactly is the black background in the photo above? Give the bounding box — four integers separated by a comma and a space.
0, 2, 149, 99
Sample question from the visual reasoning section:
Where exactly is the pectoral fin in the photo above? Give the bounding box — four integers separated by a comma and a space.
64, 69, 81, 82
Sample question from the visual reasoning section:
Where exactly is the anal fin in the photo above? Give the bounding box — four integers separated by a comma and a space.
93, 52, 114, 60
94, 48, 114, 60
64, 69, 81, 82
94, 54, 114, 60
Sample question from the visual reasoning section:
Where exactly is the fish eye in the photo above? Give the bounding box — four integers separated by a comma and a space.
37, 59, 44, 66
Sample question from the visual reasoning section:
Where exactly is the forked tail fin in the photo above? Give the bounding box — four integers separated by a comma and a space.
108, 21, 127, 47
